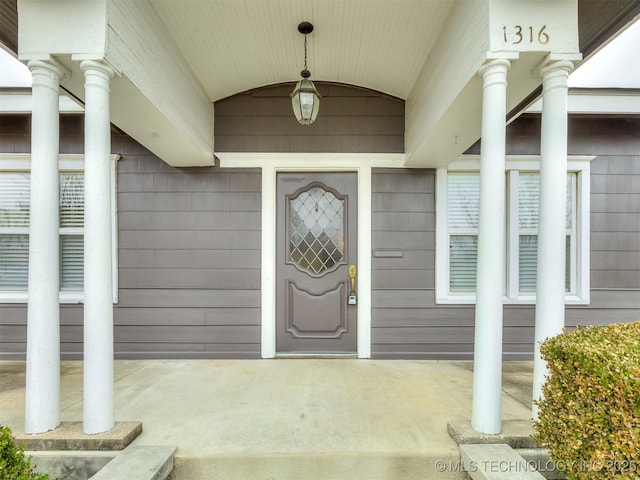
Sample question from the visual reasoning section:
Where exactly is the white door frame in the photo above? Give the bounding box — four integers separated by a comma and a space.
217, 153, 406, 358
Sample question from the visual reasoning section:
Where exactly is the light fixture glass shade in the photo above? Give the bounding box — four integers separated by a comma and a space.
290, 78, 321, 125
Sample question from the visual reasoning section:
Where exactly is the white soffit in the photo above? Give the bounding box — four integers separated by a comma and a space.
150, 0, 454, 102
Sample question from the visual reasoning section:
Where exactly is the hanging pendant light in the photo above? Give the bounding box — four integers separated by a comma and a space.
291, 21, 321, 125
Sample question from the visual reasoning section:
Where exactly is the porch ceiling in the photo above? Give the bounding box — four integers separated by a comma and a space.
150, 0, 454, 103
10, 0, 640, 168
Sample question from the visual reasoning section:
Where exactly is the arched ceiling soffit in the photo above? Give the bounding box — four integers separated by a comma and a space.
214, 81, 404, 105
150, 0, 454, 102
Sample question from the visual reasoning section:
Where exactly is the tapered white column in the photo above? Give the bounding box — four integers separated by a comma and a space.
471, 58, 511, 435
532, 59, 574, 419
81, 60, 115, 434
25, 60, 65, 434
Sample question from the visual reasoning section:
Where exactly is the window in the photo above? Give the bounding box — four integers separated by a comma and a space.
447, 173, 479, 292
0, 154, 118, 303
59, 173, 85, 291
289, 185, 345, 275
0, 173, 30, 290
511, 172, 574, 295
436, 156, 592, 304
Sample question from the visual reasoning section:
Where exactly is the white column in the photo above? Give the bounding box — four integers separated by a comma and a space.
532, 59, 574, 418
471, 58, 511, 435
81, 60, 115, 434
25, 60, 64, 434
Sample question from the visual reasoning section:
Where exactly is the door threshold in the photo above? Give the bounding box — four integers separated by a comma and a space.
275, 353, 358, 359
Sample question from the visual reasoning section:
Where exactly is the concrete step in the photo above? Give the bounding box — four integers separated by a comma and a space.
90, 446, 176, 480
460, 444, 545, 480
30, 446, 177, 480
30, 451, 114, 480
168, 453, 469, 480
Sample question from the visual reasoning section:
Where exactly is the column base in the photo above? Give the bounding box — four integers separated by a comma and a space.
13, 421, 142, 451
447, 419, 539, 449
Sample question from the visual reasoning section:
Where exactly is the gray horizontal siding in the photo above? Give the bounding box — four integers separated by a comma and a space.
0, 117, 261, 359
372, 289, 640, 310
119, 230, 261, 250
118, 269, 260, 289
590, 148, 640, 290
2, 113, 639, 361
119, 211, 260, 231
370, 169, 445, 357
502, 116, 640, 294
214, 82, 404, 153
371, 118, 640, 358
113, 148, 262, 359
117, 289, 260, 308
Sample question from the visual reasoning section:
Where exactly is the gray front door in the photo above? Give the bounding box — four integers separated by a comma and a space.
276, 172, 358, 354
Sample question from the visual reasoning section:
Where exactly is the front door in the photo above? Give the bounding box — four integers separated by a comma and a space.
276, 172, 358, 354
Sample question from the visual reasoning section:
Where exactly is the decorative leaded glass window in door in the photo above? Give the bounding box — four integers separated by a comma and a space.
288, 184, 345, 275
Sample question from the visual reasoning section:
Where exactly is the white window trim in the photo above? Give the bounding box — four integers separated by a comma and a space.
436, 155, 592, 305
0, 153, 120, 304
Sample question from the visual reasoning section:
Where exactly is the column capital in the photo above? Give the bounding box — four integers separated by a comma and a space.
478, 51, 519, 75
478, 57, 513, 90
79, 60, 116, 79
534, 53, 582, 80
27, 58, 70, 90
478, 58, 512, 75
80, 60, 115, 96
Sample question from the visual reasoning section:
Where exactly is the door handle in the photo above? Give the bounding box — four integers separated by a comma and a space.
348, 265, 357, 305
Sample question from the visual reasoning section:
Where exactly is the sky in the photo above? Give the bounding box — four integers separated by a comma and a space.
1, 18, 639, 89
568, 17, 640, 88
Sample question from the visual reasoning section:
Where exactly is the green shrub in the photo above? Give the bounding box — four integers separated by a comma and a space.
0, 425, 50, 480
534, 322, 640, 479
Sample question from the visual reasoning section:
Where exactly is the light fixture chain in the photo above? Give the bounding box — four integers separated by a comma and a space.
303, 34, 308, 71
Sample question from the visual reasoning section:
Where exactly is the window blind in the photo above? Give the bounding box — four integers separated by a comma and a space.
518, 235, 537, 291
0, 173, 30, 290
0, 173, 30, 227
518, 235, 571, 292
448, 174, 480, 291
0, 235, 29, 290
448, 173, 480, 229
518, 173, 539, 229
60, 235, 84, 290
518, 173, 573, 292
450, 235, 478, 291
60, 174, 84, 227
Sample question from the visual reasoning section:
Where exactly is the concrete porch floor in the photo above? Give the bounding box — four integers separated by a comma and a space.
0, 359, 534, 479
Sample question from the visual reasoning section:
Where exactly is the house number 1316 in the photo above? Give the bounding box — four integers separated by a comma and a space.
503, 25, 550, 45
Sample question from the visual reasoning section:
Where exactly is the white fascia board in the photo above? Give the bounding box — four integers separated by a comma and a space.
526, 89, 640, 114
406, 52, 546, 169
0, 90, 84, 113
217, 152, 407, 169
405, 0, 491, 167
106, 74, 214, 167
103, 0, 214, 167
